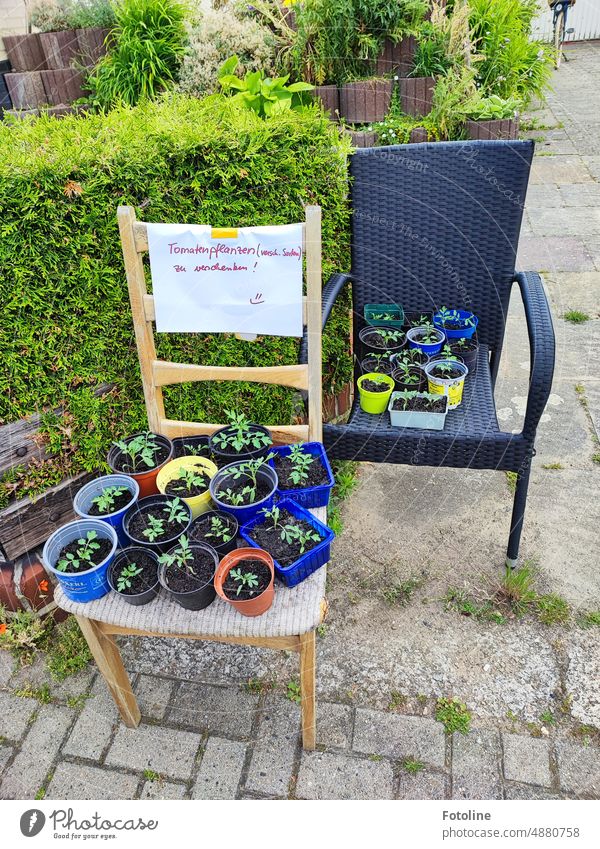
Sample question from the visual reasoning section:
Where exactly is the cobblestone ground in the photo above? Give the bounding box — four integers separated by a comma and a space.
1, 42, 600, 802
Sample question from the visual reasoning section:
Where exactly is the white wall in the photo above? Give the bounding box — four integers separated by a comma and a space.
0, 0, 29, 61
531, 0, 600, 42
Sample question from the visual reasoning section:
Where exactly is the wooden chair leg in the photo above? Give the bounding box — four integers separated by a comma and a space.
76, 616, 141, 728
299, 629, 316, 750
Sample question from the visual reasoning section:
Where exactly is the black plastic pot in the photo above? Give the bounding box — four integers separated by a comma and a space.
158, 541, 218, 611
172, 435, 212, 459
209, 423, 272, 464
360, 356, 393, 375
107, 547, 160, 606
358, 325, 406, 354
122, 494, 192, 554
390, 348, 429, 370
188, 509, 239, 557
449, 337, 479, 375
392, 366, 426, 392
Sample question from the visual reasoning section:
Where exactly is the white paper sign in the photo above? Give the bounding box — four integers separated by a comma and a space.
146, 222, 303, 336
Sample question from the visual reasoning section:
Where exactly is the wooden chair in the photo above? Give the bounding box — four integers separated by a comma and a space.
54, 204, 326, 749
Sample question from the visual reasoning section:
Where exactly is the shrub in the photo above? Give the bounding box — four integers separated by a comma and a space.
0, 95, 351, 502
30, 0, 116, 32
87, 0, 188, 107
218, 55, 313, 118
178, 4, 277, 97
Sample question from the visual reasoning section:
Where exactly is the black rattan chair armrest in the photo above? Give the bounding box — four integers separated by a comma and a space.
514, 271, 556, 440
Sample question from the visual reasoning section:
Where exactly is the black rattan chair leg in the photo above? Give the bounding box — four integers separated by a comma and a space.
506, 460, 532, 568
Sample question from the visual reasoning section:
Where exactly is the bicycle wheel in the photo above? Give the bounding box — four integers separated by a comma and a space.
554, 8, 565, 69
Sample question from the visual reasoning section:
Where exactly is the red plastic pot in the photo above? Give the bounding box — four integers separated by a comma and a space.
214, 547, 274, 617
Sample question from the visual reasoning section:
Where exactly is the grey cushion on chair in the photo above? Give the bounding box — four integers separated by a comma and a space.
54, 508, 328, 638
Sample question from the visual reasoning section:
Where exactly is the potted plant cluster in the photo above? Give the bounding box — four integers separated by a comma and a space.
357, 304, 479, 423
42, 413, 337, 613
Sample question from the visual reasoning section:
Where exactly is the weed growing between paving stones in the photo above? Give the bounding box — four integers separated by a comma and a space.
540, 710, 556, 726
443, 588, 506, 624
244, 677, 275, 695
143, 769, 162, 782
382, 574, 426, 606
592, 454, 600, 465
571, 724, 600, 746
286, 680, 301, 704
328, 460, 358, 535
536, 593, 571, 625
46, 617, 93, 681
67, 693, 91, 709
505, 471, 517, 494
542, 462, 564, 470
0, 604, 53, 664
388, 691, 408, 711
564, 310, 590, 323
404, 758, 425, 774
435, 697, 471, 735
577, 610, 600, 628
14, 684, 53, 704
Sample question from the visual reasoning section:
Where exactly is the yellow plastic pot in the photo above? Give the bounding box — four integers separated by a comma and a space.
357, 372, 395, 414
156, 455, 218, 518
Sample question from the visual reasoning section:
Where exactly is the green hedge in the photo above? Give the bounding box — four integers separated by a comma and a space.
0, 95, 352, 501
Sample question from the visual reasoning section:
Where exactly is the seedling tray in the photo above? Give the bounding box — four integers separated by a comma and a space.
269, 441, 335, 509
388, 392, 448, 430
364, 303, 404, 327
240, 498, 334, 588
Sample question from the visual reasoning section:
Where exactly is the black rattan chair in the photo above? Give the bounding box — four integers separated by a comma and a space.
320, 140, 555, 568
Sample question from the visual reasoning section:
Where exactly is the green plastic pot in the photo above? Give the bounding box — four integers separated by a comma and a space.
357, 373, 395, 414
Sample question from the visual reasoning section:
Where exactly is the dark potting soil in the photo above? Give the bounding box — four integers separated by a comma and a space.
56, 538, 113, 573
165, 470, 211, 498
450, 340, 477, 353
361, 379, 390, 393
439, 321, 463, 331
391, 395, 446, 414
112, 443, 170, 474
88, 488, 133, 516
362, 358, 393, 375
362, 330, 404, 350
189, 513, 237, 545
216, 475, 271, 506
249, 509, 324, 567
173, 443, 212, 460
114, 552, 158, 595
429, 364, 464, 380
223, 560, 271, 601
128, 505, 188, 542
164, 549, 215, 593
273, 452, 329, 490
412, 331, 440, 345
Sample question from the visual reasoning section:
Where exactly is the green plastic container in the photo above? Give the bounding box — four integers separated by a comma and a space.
364, 303, 404, 328
357, 373, 395, 414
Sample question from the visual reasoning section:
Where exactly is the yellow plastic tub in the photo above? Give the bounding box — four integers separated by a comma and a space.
156, 455, 218, 518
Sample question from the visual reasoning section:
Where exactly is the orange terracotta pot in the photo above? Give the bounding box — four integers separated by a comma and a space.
107, 433, 174, 498
214, 547, 274, 618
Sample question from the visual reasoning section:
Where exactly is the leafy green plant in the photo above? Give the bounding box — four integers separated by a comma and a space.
31, 0, 116, 31
142, 513, 166, 542
169, 465, 208, 494
286, 679, 301, 703
577, 610, 600, 629
218, 456, 272, 505
403, 758, 425, 774
116, 561, 143, 592
211, 410, 272, 453
158, 534, 196, 574
229, 567, 259, 596
114, 432, 161, 472
435, 697, 471, 735
287, 443, 314, 485
0, 604, 52, 663
91, 485, 129, 514
56, 530, 101, 572
564, 310, 590, 324
466, 94, 521, 120
163, 497, 189, 525
394, 391, 441, 411
205, 516, 234, 543
88, 0, 188, 108
496, 562, 537, 617
535, 593, 570, 625
434, 306, 476, 328
411, 20, 453, 78
47, 617, 93, 680
218, 55, 313, 118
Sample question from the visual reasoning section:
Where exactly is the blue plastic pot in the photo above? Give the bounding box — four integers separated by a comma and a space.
209, 461, 278, 525
73, 474, 139, 547
240, 498, 335, 588
270, 442, 335, 509
433, 309, 478, 340
43, 519, 118, 602
406, 326, 445, 356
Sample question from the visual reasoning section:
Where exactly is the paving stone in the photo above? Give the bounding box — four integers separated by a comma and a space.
502, 733, 552, 787
316, 701, 353, 749
62, 675, 118, 761
452, 730, 503, 800
543, 272, 600, 317
134, 675, 174, 720
530, 155, 593, 185
505, 783, 562, 800
0, 744, 14, 772
105, 723, 202, 781
168, 682, 259, 737
9, 655, 95, 701
296, 751, 394, 800
0, 705, 74, 799
560, 183, 600, 208
517, 236, 596, 273
524, 184, 563, 208
397, 769, 448, 800
353, 709, 446, 766
191, 737, 246, 800
556, 741, 600, 797
0, 690, 38, 742
46, 762, 139, 800
245, 696, 299, 798
528, 208, 600, 237
0, 651, 14, 687
141, 780, 187, 800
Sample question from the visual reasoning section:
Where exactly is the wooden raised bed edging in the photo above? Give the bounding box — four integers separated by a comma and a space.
376, 36, 416, 78
2, 33, 47, 72
338, 79, 392, 124
39, 30, 81, 70
76, 27, 111, 67
466, 117, 520, 141
345, 129, 377, 148
399, 76, 435, 117
41, 68, 85, 105
5, 72, 47, 110
312, 85, 339, 119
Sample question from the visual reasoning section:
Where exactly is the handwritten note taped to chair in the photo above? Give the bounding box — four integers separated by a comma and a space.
147, 222, 303, 337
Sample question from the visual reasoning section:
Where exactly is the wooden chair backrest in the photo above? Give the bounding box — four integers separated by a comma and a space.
117, 205, 323, 444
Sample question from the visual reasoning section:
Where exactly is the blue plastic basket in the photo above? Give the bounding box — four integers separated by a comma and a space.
432, 309, 478, 340
269, 442, 335, 509
239, 498, 334, 588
